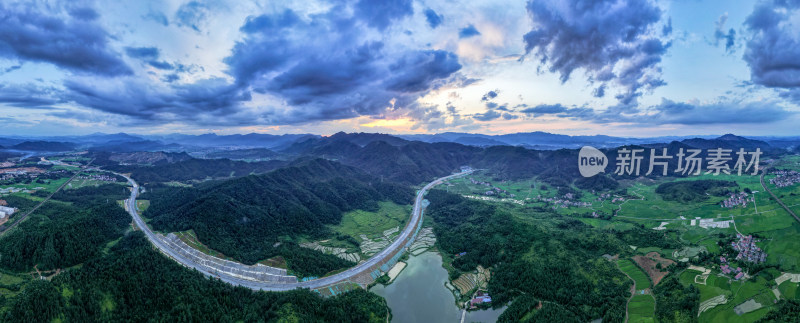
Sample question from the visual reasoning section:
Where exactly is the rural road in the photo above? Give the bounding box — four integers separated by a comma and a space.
760, 168, 800, 224
121, 169, 472, 291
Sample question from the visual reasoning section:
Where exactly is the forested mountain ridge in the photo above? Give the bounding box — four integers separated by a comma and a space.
144, 158, 414, 267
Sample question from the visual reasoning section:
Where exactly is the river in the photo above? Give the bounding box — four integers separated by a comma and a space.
371, 251, 506, 323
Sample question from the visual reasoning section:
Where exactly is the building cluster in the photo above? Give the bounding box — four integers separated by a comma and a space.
469, 291, 491, 309
77, 174, 117, 182
0, 186, 44, 196
467, 177, 515, 197
719, 256, 745, 280
691, 217, 733, 229
732, 233, 767, 264
720, 192, 753, 208
532, 194, 592, 209
769, 170, 800, 188
0, 205, 16, 218
0, 167, 55, 182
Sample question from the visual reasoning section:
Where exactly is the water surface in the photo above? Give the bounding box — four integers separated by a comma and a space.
371, 252, 505, 323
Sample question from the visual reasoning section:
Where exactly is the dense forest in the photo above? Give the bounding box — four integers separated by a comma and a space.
653, 275, 700, 322
111, 158, 287, 183
424, 190, 673, 322
144, 158, 414, 270
758, 299, 800, 323
656, 179, 737, 203
0, 185, 131, 271
2, 233, 389, 322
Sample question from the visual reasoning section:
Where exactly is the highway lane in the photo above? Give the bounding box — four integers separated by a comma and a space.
120, 170, 472, 291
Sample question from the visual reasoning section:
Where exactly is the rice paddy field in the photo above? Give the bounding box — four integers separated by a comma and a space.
628, 294, 656, 323
618, 259, 651, 290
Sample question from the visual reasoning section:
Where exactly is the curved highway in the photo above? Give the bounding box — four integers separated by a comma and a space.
121, 170, 471, 291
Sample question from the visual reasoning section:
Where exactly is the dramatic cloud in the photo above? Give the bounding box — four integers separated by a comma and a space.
481, 90, 498, 101
125, 47, 159, 60
0, 83, 63, 109
646, 98, 792, 124
125, 46, 174, 70
354, 0, 414, 31
63, 77, 252, 124
712, 13, 736, 53
174, 1, 212, 32
424, 8, 443, 29
743, 0, 800, 103
0, 2, 131, 76
224, 7, 462, 124
522, 0, 670, 106
473, 109, 501, 121
459, 24, 481, 38
523, 99, 793, 125
521, 103, 567, 115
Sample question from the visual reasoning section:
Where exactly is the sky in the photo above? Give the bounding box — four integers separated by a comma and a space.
1, 0, 799, 137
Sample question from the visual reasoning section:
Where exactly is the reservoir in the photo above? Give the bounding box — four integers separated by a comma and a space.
371, 251, 505, 322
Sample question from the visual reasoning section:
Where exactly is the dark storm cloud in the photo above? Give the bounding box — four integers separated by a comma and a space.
0, 2, 132, 76
424, 8, 443, 29
385, 50, 462, 92
64, 77, 252, 124
222, 7, 463, 125
712, 13, 736, 54
67, 7, 99, 21
0, 83, 63, 109
125, 46, 175, 70
458, 25, 481, 38
522, 0, 670, 106
354, 0, 413, 31
743, 0, 800, 103
125, 47, 159, 60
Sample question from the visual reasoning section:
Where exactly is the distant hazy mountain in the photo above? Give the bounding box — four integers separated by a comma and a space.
202, 148, 280, 160
680, 134, 771, 150
11, 141, 76, 152
146, 133, 316, 149
398, 131, 719, 149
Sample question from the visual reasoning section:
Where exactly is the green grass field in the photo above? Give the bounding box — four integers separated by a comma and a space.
330, 201, 411, 240
689, 273, 778, 322
619, 259, 651, 290
628, 294, 656, 323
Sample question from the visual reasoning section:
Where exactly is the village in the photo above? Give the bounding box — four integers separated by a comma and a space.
769, 169, 800, 188
720, 191, 753, 208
